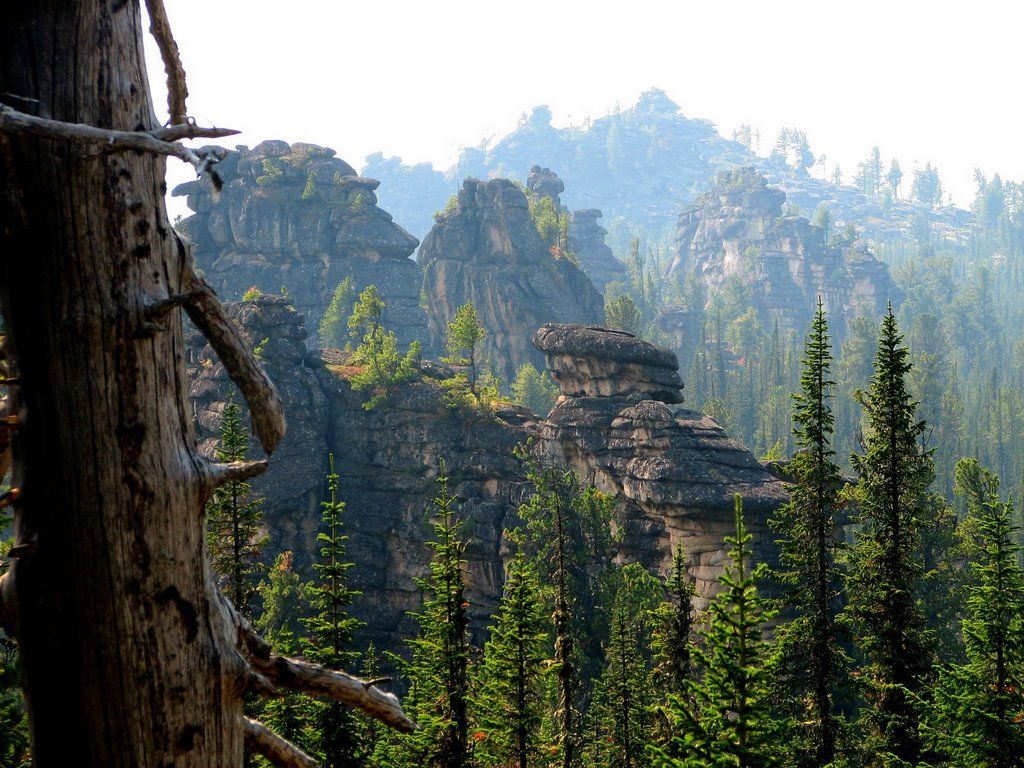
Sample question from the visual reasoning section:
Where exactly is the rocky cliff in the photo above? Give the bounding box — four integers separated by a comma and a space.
175, 140, 428, 348
417, 178, 604, 382
189, 301, 786, 649
568, 209, 628, 293
666, 167, 901, 338
533, 324, 787, 606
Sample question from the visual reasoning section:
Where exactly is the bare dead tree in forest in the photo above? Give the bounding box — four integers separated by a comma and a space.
0, 2, 412, 765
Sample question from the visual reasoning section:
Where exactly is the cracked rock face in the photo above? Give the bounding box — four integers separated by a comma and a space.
568, 208, 627, 293
174, 140, 428, 349
533, 323, 787, 607
666, 166, 900, 338
418, 178, 604, 381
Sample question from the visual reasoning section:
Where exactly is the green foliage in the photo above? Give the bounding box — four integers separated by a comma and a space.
605, 293, 643, 336
928, 479, 1024, 767
373, 468, 472, 768
651, 496, 782, 768
302, 454, 366, 767
844, 307, 934, 767
912, 163, 944, 207
651, 545, 697, 702
767, 302, 850, 767
528, 193, 565, 245
434, 192, 459, 222
348, 285, 421, 410
472, 547, 550, 768
510, 363, 558, 416
242, 285, 262, 302
442, 301, 488, 402
302, 171, 317, 200
319, 277, 355, 349
206, 395, 267, 617
256, 158, 284, 186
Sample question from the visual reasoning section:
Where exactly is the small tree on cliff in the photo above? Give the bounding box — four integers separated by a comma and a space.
511, 363, 559, 416
444, 301, 487, 400
206, 395, 268, 617
319, 276, 355, 349
472, 543, 550, 768
302, 454, 366, 767
348, 285, 421, 409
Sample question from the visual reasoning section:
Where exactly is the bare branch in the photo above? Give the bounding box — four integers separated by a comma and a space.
243, 717, 319, 768
0, 488, 20, 509
144, 290, 203, 323
143, 0, 189, 125
148, 125, 238, 142
182, 275, 286, 454
203, 459, 268, 491
0, 105, 235, 177
223, 598, 415, 733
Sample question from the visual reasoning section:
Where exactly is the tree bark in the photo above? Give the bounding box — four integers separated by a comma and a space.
2, 3, 259, 765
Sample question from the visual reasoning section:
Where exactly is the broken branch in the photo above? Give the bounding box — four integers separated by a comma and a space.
203, 460, 268, 491
0, 105, 236, 177
182, 275, 286, 454
243, 717, 319, 768
143, 0, 189, 125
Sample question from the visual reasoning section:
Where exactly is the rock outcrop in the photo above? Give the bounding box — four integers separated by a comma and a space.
534, 323, 787, 606
568, 209, 628, 293
175, 140, 428, 348
667, 167, 901, 337
418, 178, 604, 381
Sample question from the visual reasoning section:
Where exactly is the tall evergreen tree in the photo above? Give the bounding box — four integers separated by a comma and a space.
473, 546, 550, 768
516, 446, 617, 768
318, 276, 355, 349
652, 544, 696, 700
302, 454, 365, 767
651, 496, 781, 768
844, 306, 934, 767
206, 395, 267, 617
443, 301, 487, 399
768, 300, 848, 767
373, 467, 472, 768
929, 489, 1024, 767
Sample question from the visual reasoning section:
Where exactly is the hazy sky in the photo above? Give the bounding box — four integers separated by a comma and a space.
148, 0, 1023, 218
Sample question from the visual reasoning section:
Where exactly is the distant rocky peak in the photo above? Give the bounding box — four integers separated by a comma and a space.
532, 323, 684, 403
527, 165, 565, 205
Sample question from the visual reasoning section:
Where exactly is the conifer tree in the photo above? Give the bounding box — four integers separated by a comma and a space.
373, 467, 472, 768
510, 363, 559, 417
206, 395, 267, 617
651, 496, 781, 768
348, 285, 421, 409
768, 300, 848, 767
302, 454, 366, 768
516, 447, 617, 768
444, 301, 487, 400
844, 306, 934, 767
318, 276, 355, 349
473, 546, 550, 768
929, 490, 1024, 767
652, 545, 696, 700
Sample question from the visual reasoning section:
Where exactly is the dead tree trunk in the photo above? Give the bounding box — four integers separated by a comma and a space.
0, 2, 410, 766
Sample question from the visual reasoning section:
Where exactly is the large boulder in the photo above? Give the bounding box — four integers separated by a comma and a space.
418, 178, 604, 381
175, 140, 428, 349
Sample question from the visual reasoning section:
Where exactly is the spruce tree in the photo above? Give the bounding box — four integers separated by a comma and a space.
844, 306, 934, 767
651, 496, 781, 768
473, 546, 550, 768
373, 467, 472, 768
348, 285, 421, 409
768, 300, 848, 767
206, 395, 267, 617
318, 276, 355, 349
444, 301, 487, 400
929, 487, 1024, 767
302, 454, 365, 768
516, 447, 616, 768
652, 544, 696, 700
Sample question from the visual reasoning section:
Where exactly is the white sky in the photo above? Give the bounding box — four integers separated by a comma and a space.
149, 0, 1024, 219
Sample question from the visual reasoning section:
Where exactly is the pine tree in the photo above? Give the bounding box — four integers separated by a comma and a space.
473, 546, 550, 768
443, 301, 487, 400
844, 306, 934, 767
587, 564, 660, 768
348, 285, 421, 410
206, 395, 267, 617
318, 276, 355, 349
373, 467, 472, 768
768, 300, 848, 767
652, 544, 696, 700
302, 454, 366, 767
516, 447, 617, 768
510, 363, 559, 417
651, 496, 781, 768
929, 489, 1024, 767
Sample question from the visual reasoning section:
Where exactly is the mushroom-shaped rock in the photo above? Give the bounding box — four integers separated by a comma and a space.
532, 323, 684, 403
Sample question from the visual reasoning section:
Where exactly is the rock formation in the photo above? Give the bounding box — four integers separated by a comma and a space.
567, 209, 628, 293
533, 323, 788, 607
175, 140, 428, 348
667, 167, 901, 338
417, 178, 604, 382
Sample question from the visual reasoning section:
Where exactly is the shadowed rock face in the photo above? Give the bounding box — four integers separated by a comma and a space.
666, 167, 900, 338
418, 178, 604, 381
533, 323, 787, 607
174, 140, 428, 349
568, 209, 627, 293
